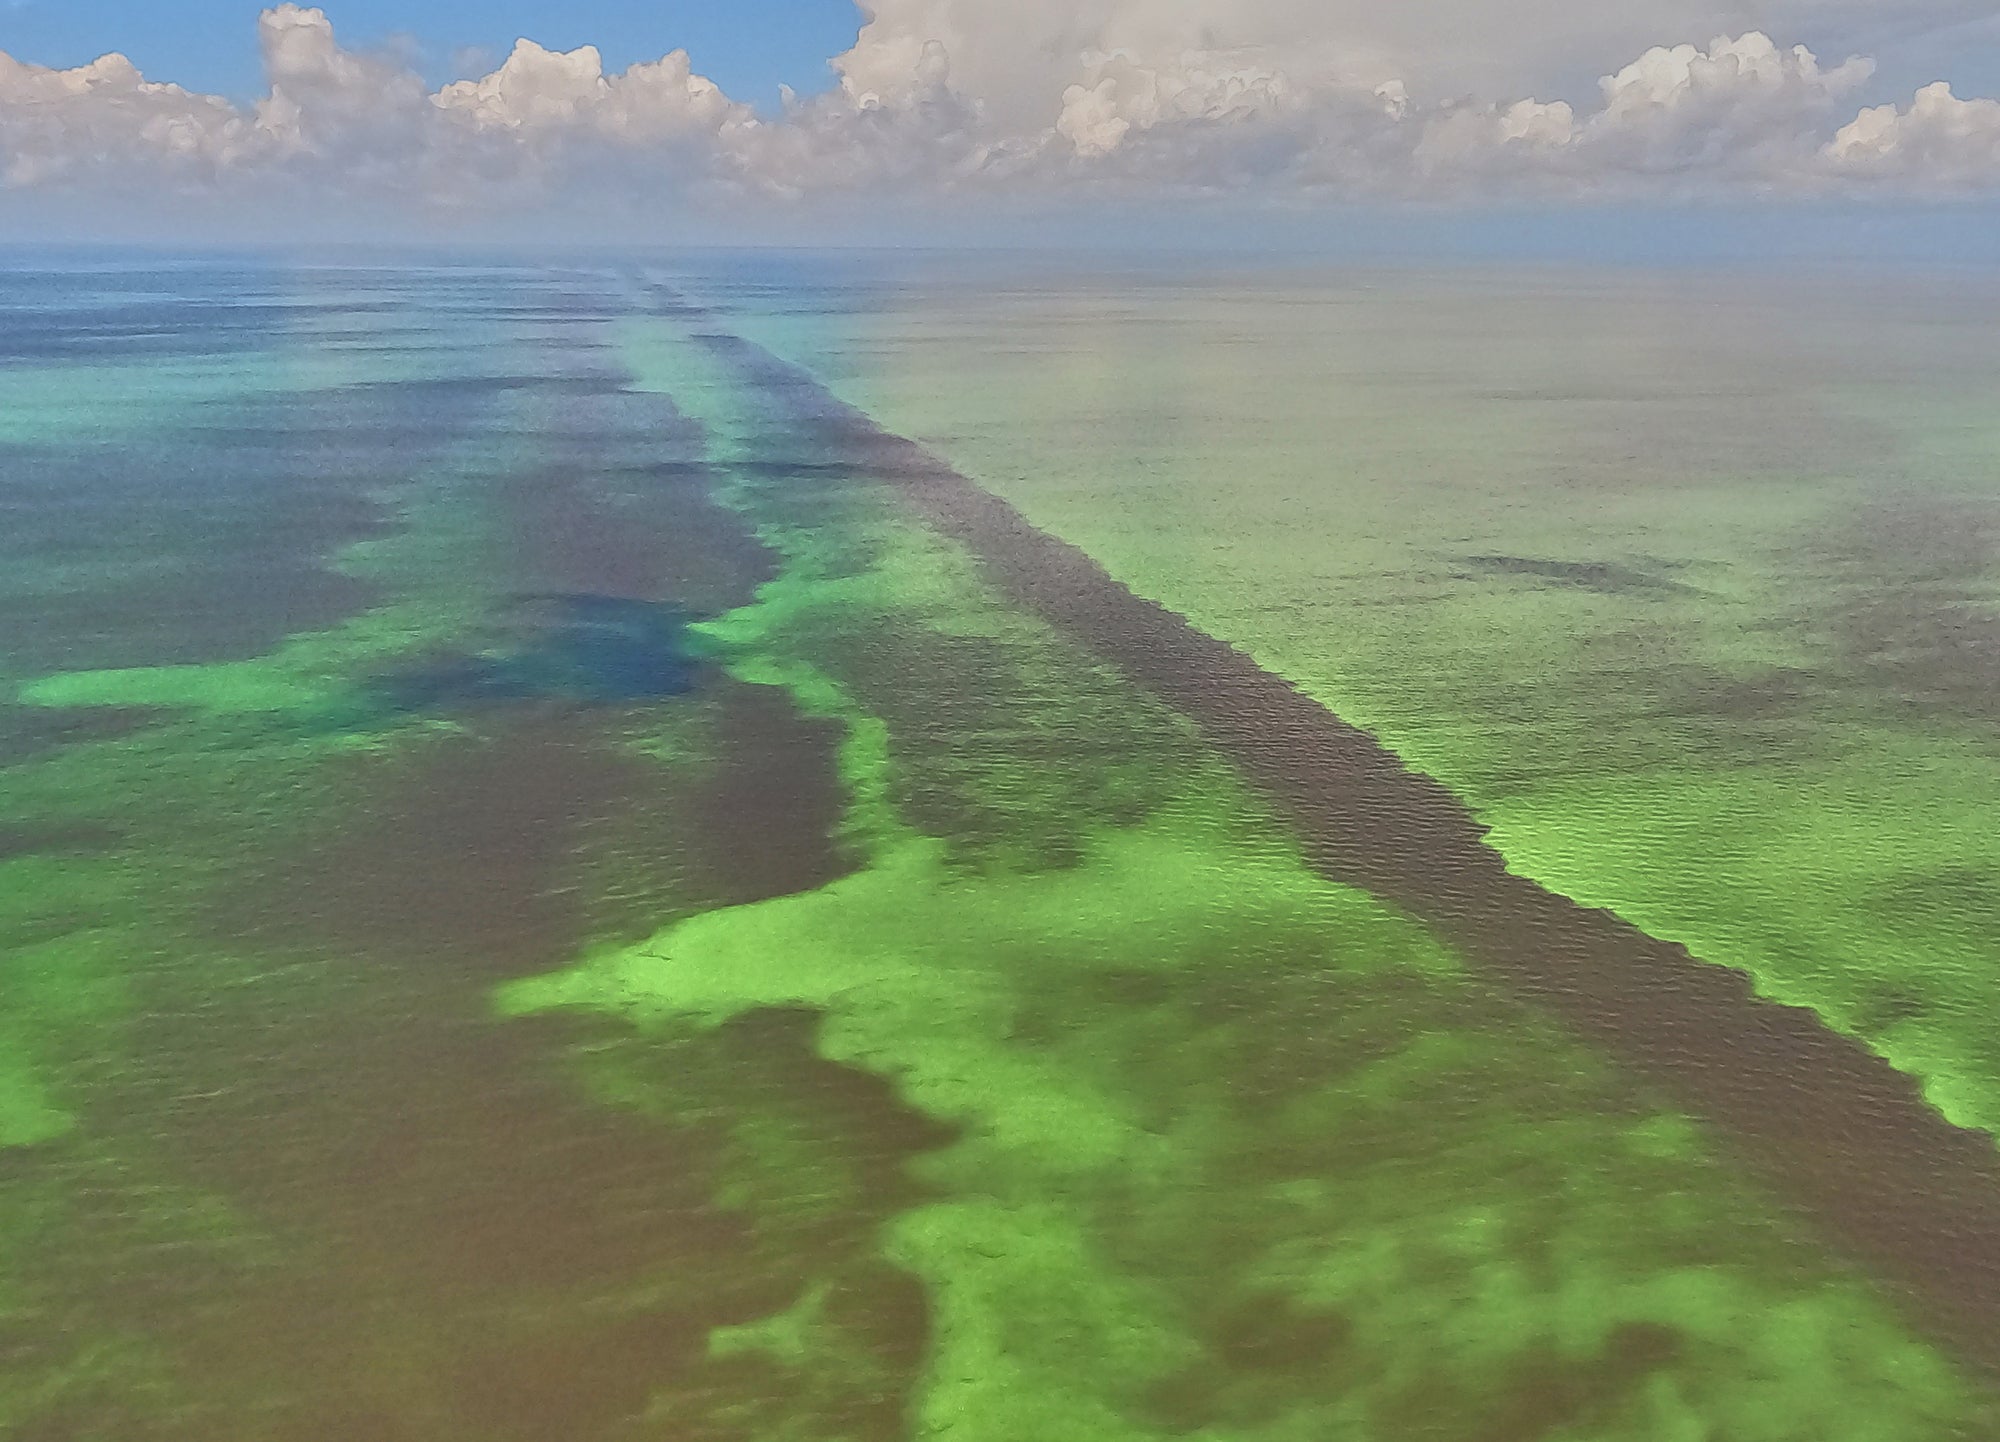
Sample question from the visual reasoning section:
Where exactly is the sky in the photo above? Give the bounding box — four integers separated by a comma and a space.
3, 2, 2000, 243
0, 0, 862, 107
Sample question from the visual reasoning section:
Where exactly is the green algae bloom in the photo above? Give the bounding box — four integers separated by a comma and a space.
4, 259, 1998, 1437
499, 307, 1999, 1440
722, 265, 2000, 1146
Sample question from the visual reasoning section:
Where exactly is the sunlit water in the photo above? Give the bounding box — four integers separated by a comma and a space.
3, 253, 1998, 1437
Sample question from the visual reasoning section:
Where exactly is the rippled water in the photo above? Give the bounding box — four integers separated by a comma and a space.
3, 253, 1998, 1437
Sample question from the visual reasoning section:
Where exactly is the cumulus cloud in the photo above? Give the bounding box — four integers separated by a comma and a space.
741, 43, 1003, 197
1, 1, 1999, 222
1582, 32, 1873, 175
433, 38, 749, 142
0, 49, 247, 186
1408, 31, 1876, 193
1828, 81, 2000, 187
252, 4, 431, 173
832, 0, 1934, 126
1055, 48, 1297, 159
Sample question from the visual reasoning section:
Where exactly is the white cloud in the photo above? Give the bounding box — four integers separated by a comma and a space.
735, 41, 1001, 198
1, 2, 1999, 220
1581, 31, 1874, 177
1414, 99, 1577, 183
1828, 81, 2000, 187
252, 5, 429, 164
432, 37, 749, 143
832, 0, 1934, 123
1398, 33, 1877, 196
1054, 48, 1297, 159
434, 39, 610, 129
0, 49, 246, 186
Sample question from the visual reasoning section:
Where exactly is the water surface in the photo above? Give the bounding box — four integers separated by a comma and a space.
2, 253, 1996, 1437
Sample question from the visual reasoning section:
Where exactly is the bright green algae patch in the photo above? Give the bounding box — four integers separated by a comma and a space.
498, 311, 1999, 1439
719, 268, 2000, 1142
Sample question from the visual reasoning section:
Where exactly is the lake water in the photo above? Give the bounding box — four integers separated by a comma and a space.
3, 252, 1999, 1437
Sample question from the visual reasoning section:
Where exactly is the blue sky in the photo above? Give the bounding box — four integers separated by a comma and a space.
0, 0, 863, 105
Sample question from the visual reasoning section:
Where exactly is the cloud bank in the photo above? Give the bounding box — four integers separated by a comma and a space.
3, 2, 1999, 227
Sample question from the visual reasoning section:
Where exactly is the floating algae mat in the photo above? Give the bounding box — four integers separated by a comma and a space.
1, 258, 1997, 1436
719, 261, 2000, 1144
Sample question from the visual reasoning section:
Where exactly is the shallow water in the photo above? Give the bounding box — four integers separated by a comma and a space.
3, 253, 1999, 1437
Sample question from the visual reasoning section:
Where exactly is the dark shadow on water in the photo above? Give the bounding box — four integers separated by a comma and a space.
369, 594, 702, 715
1452, 554, 1698, 595
0, 823, 123, 861
0, 706, 165, 768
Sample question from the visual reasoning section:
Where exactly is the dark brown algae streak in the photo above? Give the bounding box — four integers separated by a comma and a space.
687, 318, 2000, 1379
